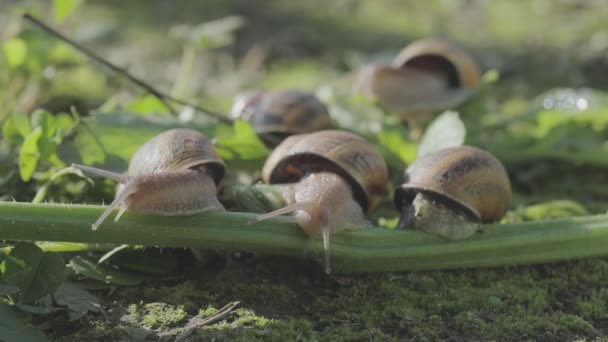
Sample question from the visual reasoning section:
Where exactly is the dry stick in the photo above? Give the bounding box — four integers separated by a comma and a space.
22, 13, 232, 124
174, 301, 240, 342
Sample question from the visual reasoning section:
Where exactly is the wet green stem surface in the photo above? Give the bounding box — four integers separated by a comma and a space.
1, 202, 607, 273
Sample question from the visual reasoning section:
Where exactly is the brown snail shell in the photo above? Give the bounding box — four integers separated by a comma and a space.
230, 89, 332, 147
356, 38, 481, 127
394, 145, 511, 225
127, 128, 225, 183
392, 38, 481, 89
261, 130, 388, 212
72, 128, 225, 230
252, 129, 388, 273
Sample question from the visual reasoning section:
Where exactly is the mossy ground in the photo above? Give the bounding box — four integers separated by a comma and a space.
49, 253, 608, 341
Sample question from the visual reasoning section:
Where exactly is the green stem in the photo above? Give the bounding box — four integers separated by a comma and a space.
0, 202, 607, 273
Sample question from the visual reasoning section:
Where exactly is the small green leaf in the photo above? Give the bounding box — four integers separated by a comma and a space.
54, 0, 84, 23
2, 38, 28, 68
377, 130, 417, 164
53, 282, 101, 321
31, 111, 62, 167
125, 95, 169, 115
0, 304, 48, 342
32, 166, 93, 204
214, 120, 269, 168
31, 111, 57, 139
3, 244, 41, 299
69, 256, 145, 286
49, 43, 84, 64
11, 112, 32, 138
19, 127, 43, 182
2, 117, 22, 145
54, 113, 74, 135
3, 242, 66, 304
481, 69, 500, 84
418, 111, 466, 158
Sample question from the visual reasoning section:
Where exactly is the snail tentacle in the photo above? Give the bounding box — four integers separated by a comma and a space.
72, 163, 131, 184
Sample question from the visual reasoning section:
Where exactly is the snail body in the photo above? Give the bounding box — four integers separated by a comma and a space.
356, 38, 481, 128
72, 128, 225, 230
230, 89, 332, 147
251, 130, 388, 273
394, 146, 511, 239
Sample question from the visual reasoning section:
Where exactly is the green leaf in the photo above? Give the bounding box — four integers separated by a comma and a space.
418, 110, 466, 157
31, 111, 57, 139
33, 242, 97, 253
19, 127, 43, 182
125, 95, 169, 115
504, 200, 590, 223
471, 89, 608, 167
54, 0, 84, 23
11, 112, 32, 138
0, 283, 21, 296
107, 249, 179, 276
214, 120, 269, 168
2, 117, 22, 146
30, 110, 64, 168
97, 244, 130, 264
69, 256, 145, 286
377, 129, 417, 164
3, 245, 40, 300
53, 282, 101, 320
3, 242, 66, 304
16, 303, 61, 315
54, 113, 75, 136
0, 304, 48, 342
481, 69, 500, 84
2, 38, 28, 68
32, 166, 93, 204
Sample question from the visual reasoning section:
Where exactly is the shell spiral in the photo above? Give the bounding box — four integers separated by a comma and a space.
262, 130, 388, 212
127, 128, 225, 184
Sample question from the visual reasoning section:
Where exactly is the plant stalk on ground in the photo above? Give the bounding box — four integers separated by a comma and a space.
0, 202, 607, 273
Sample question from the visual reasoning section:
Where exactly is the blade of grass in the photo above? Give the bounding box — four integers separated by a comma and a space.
0, 202, 607, 273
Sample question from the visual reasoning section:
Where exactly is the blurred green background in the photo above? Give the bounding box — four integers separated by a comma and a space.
2, 0, 607, 111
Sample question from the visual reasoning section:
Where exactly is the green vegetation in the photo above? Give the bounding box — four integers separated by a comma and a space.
1, 0, 608, 340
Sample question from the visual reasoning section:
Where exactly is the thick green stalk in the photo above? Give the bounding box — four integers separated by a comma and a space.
0, 202, 607, 273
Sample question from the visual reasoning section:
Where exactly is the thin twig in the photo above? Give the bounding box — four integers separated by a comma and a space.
174, 301, 240, 342
22, 13, 232, 124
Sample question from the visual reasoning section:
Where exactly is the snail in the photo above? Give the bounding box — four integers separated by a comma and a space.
250, 130, 388, 273
72, 128, 226, 230
394, 146, 511, 240
230, 89, 333, 147
355, 38, 481, 128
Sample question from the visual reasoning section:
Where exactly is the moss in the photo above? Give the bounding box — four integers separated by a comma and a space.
191, 309, 316, 341
47, 254, 608, 341
576, 289, 608, 321
122, 302, 187, 330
